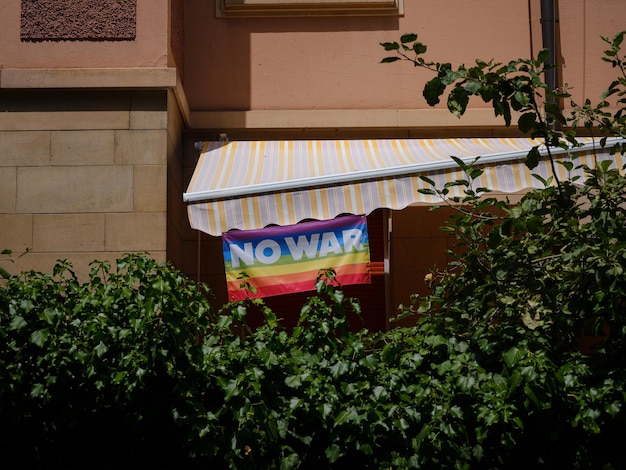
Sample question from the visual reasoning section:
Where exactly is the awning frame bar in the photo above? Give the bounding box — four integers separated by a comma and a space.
183, 139, 618, 203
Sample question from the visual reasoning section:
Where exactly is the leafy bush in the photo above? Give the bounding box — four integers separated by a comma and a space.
2, 249, 625, 468
398, 157, 626, 469
0, 254, 215, 468
379, 28, 626, 468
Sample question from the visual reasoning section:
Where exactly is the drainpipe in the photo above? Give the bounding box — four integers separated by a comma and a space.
540, 0, 563, 191
540, 0, 559, 116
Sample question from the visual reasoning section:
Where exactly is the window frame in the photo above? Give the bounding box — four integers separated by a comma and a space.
216, 0, 404, 18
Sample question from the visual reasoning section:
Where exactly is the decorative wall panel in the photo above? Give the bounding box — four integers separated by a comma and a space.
21, 0, 136, 41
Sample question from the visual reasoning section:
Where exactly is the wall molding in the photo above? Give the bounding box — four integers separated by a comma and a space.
190, 108, 517, 130
0, 68, 177, 90
0, 67, 191, 128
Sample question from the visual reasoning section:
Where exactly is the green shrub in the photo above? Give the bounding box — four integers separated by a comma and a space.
1, 239, 625, 468
398, 157, 626, 469
0, 254, 215, 468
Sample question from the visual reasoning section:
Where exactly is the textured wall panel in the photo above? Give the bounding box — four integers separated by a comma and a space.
21, 0, 136, 41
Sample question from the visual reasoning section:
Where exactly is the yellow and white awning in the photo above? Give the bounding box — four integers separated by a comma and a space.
184, 137, 624, 236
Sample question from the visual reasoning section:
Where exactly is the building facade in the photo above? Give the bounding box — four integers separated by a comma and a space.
1, 0, 624, 329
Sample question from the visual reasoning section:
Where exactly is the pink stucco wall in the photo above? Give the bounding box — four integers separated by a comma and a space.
558, 0, 626, 107
2, 0, 622, 113
0, 0, 169, 68
183, 0, 625, 112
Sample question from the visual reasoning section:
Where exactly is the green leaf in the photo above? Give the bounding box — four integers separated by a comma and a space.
335, 408, 359, 426
525, 146, 541, 170
464, 80, 483, 95
113, 370, 127, 384
513, 89, 531, 108
360, 353, 378, 369
10, 315, 27, 330
413, 42, 427, 54
289, 397, 303, 410
418, 188, 438, 196
521, 365, 538, 381
94, 341, 108, 357
235, 304, 248, 321
606, 400, 622, 416
330, 360, 349, 378
216, 314, 232, 330
599, 159, 613, 172
508, 370, 523, 390
518, 112, 537, 133
545, 102, 566, 124
380, 41, 400, 51
30, 328, 50, 347
285, 375, 302, 388
419, 175, 436, 186
30, 383, 45, 399
218, 378, 239, 401
524, 384, 541, 407
478, 406, 499, 426
468, 168, 484, 179
456, 374, 476, 392
381, 57, 401, 64
503, 346, 525, 368
448, 86, 469, 118
319, 402, 333, 419
444, 180, 469, 189
400, 33, 418, 44
325, 444, 342, 463
450, 155, 470, 171
373, 385, 387, 400
423, 77, 446, 106
536, 49, 550, 65
280, 453, 300, 470
42, 307, 59, 325
531, 172, 550, 186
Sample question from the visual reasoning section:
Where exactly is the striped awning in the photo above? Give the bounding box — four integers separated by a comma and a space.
184, 137, 624, 236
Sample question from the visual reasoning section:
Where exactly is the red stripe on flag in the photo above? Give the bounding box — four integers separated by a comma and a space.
227, 263, 371, 300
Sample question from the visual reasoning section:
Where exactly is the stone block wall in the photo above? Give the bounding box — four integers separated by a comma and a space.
0, 89, 169, 279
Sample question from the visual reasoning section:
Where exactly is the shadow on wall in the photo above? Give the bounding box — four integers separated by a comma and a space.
184, 0, 400, 111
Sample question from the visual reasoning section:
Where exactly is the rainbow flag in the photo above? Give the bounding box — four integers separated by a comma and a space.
222, 215, 371, 300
